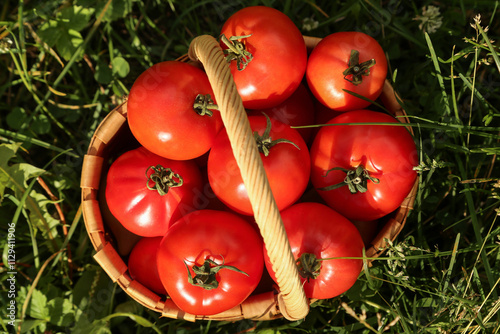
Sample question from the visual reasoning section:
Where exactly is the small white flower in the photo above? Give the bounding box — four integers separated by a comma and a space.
0, 37, 13, 53
471, 14, 489, 33
302, 17, 319, 32
414, 5, 443, 34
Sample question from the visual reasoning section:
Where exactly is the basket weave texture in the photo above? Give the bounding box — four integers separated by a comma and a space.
80, 35, 418, 322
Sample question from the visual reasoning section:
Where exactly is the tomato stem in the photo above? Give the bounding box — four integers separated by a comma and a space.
254, 113, 300, 157
342, 49, 376, 86
145, 165, 183, 196
318, 165, 380, 194
220, 34, 253, 71
296, 253, 322, 282
185, 257, 249, 290
193, 94, 218, 116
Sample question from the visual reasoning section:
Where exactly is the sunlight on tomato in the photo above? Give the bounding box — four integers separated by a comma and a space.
310, 110, 418, 221
106, 146, 203, 237
264, 202, 364, 299
306, 32, 388, 111
157, 210, 264, 315
128, 61, 223, 160
207, 116, 310, 215
220, 6, 307, 109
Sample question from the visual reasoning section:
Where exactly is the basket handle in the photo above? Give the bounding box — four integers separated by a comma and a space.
188, 35, 309, 321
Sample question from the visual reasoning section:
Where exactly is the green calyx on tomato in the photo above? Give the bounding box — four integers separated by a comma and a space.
146, 165, 184, 196
193, 94, 218, 117
296, 253, 322, 283
184, 258, 249, 290
319, 165, 380, 194
220, 34, 253, 71
254, 113, 300, 157
342, 49, 376, 86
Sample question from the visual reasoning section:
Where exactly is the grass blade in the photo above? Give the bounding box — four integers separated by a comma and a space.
18, 250, 61, 334
441, 233, 460, 294
476, 19, 500, 74
0, 128, 79, 158
50, 204, 82, 270
456, 156, 498, 301
33, 0, 114, 116
5, 194, 40, 269
458, 73, 499, 114
425, 32, 451, 116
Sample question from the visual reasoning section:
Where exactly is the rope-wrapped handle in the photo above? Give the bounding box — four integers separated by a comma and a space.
188, 35, 309, 320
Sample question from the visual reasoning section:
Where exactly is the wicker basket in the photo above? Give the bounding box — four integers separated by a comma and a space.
80, 35, 418, 322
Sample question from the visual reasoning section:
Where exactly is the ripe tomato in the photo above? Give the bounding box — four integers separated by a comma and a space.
128, 237, 167, 295
311, 99, 343, 140
157, 210, 264, 315
127, 61, 223, 161
314, 99, 343, 125
105, 146, 203, 237
207, 115, 310, 215
310, 109, 418, 221
306, 32, 388, 111
247, 83, 316, 143
264, 202, 364, 299
98, 171, 142, 256
220, 6, 307, 109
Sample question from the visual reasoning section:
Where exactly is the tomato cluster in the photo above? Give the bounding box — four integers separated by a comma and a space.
103, 6, 418, 317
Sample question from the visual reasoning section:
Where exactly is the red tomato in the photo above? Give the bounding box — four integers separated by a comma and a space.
128, 237, 167, 295
264, 202, 364, 299
306, 32, 388, 111
311, 99, 343, 140
98, 171, 142, 256
207, 115, 310, 215
157, 210, 264, 315
247, 83, 316, 143
310, 109, 418, 221
105, 146, 203, 237
220, 6, 307, 109
127, 61, 223, 160
314, 99, 343, 126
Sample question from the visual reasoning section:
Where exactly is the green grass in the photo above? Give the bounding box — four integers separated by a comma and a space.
1, 0, 499, 333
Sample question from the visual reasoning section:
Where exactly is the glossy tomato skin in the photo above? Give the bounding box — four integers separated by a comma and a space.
264, 202, 364, 299
128, 237, 167, 295
306, 32, 388, 112
311, 99, 343, 140
105, 146, 203, 237
310, 110, 418, 221
157, 210, 264, 315
247, 83, 315, 143
127, 61, 223, 161
98, 171, 142, 256
207, 115, 310, 215
220, 6, 307, 109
